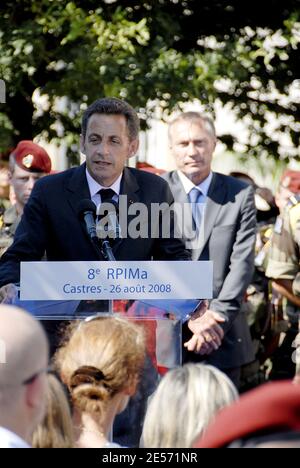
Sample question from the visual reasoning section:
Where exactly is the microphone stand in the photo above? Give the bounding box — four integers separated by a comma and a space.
90, 236, 106, 260
100, 238, 115, 315
96, 202, 118, 261
90, 230, 116, 261
100, 239, 116, 261
77, 201, 116, 317
96, 201, 120, 313
94, 230, 116, 316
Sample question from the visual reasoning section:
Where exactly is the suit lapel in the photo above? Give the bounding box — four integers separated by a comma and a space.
166, 172, 198, 257
120, 167, 140, 205
65, 163, 90, 216
168, 171, 190, 205
196, 172, 227, 257
113, 167, 141, 254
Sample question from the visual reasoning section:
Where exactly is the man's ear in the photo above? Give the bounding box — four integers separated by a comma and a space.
25, 376, 45, 410
80, 134, 86, 155
7, 170, 13, 183
128, 139, 139, 159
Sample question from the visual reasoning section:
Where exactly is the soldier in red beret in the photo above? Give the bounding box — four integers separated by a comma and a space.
275, 169, 300, 213
0, 141, 52, 256
195, 380, 300, 448
265, 169, 300, 379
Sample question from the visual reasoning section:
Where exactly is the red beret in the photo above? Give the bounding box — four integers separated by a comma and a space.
137, 162, 165, 175
280, 170, 300, 194
195, 381, 300, 448
12, 140, 51, 174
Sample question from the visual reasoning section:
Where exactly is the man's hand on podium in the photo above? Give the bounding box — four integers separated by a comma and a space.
184, 308, 225, 355
0, 284, 18, 304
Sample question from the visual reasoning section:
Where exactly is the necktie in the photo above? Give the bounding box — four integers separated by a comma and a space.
98, 188, 116, 203
97, 188, 120, 239
189, 187, 202, 230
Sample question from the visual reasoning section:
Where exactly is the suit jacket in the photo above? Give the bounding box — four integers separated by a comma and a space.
163, 171, 256, 368
0, 164, 190, 287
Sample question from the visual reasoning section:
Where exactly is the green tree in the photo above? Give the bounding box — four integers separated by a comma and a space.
0, 0, 299, 162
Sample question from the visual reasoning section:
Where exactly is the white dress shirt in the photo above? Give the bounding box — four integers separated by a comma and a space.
177, 170, 213, 203
178, 170, 213, 232
85, 168, 121, 210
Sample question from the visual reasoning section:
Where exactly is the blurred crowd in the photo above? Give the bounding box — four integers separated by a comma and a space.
0, 306, 299, 449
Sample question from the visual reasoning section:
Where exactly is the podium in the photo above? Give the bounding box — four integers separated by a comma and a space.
15, 260, 213, 446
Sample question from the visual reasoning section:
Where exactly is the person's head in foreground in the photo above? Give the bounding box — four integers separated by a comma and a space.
140, 363, 238, 448
55, 315, 145, 448
195, 380, 300, 448
32, 373, 74, 448
0, 305, 49, 448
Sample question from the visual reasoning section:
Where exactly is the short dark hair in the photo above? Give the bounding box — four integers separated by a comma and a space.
81, 97, 140, 141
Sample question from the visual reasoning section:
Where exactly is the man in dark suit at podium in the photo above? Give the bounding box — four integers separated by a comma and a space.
0, 97, 190, 295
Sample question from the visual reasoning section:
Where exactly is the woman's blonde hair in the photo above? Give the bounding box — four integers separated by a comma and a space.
32, 374, 74, 448
141, 363, 238, 448
54, 316, 145, 416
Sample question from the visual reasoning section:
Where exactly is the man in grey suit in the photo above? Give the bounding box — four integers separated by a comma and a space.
164, 112, 256, 387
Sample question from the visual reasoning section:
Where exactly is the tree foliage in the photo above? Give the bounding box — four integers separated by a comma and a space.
0, 0, 299, 162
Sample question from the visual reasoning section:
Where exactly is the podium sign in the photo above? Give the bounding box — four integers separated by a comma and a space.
20, 260, 212, 301
18, 260, 213, 446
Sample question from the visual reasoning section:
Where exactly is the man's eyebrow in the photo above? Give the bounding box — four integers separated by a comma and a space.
177, 138, 193, 144
176, 138, 189, 143
179, 137, 205, 142
88, 133, 121, 139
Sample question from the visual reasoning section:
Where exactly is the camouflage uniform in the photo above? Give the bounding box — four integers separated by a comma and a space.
266, 194, 300, 376
240, 223, 277, 390
0, 204, 20, 257
266, 195, 300, 305
0, 198, 11, 216
243, 224, 273, 330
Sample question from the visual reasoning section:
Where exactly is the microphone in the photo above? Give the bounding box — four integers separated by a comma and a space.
78, 198, 115, 261
96, 199, 121, 240
78, 199, 97, 241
